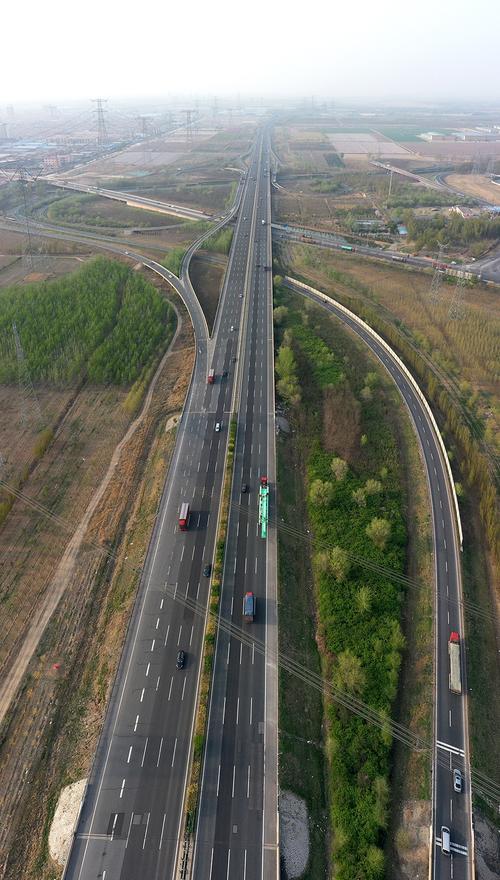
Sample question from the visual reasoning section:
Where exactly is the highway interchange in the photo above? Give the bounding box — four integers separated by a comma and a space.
0, 127, 478, 880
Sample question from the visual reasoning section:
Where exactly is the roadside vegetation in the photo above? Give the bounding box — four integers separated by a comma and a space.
162, 247, 186, 275
0, 257, 174, 386
399, 210, 500, 256
200, 227, 234, 256
275, 286, 414, 879
281, 242, 500, 826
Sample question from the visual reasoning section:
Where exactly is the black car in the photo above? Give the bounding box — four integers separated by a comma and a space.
241, 483, 248, 493
231, 356, 237, 363
203, 563, 212, 577
222, 370, 228, 378
176, 650, 186, 669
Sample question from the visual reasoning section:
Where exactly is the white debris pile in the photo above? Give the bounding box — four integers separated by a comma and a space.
48, 778, 87, 868
279, 789, 309, 879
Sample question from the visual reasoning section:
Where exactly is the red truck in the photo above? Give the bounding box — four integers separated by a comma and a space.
207, 369, 215, 385
178, 502, 190, 531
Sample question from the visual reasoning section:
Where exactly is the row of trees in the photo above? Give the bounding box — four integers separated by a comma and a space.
0, 257, 173, 387
401, 209, 500, 251
274, 290, 408, 878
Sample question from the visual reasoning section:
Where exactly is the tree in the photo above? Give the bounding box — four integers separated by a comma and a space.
330, 457, 348, 481
273, 274, 283, 288
365, 371, 379, 387
352, 487, 367, 507
366, 517, 391, 549
315, 551, 330, 573
364, 479, 382, 496
329, 545, 350, 581
273, 305, 288, 325
309, 479, 334, 507
356, 585, 372, 614
333, 650, 365, 695
360, 385, 373, 401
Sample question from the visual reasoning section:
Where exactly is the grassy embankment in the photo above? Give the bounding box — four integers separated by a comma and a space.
46, 193, 179, 229
275, 286, 431, 879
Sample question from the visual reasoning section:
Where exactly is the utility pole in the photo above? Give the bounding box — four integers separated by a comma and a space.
429, 243, 445, 306
92, 98, 109, 146
448, 274, 467, 320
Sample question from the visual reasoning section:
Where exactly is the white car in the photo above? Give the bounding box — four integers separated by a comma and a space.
215, 422, 221, 432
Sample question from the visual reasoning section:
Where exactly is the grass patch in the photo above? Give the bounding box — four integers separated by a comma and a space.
277, 429, 328, 879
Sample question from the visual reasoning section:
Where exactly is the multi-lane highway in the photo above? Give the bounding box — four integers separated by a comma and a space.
285, 278, 473, 880
191, 132, 278, 880
62, 132, 278, 880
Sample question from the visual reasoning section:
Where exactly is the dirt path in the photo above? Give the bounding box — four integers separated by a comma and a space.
0, 307, 182, 727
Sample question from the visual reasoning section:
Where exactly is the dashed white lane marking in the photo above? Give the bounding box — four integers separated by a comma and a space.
240, 642, 243, 664
181, 678, 186, 701
232, 765, 236, 798
142, 812, 150, 849
159, 813, 166, 850
236, 697, 240, 724
125, 812, 134, 847
127, 746, 132, 764
134, 714, 139, 732
156, 617, 160, 630
227, 642, 231, 664
222, 697, 226, 725
216, 764, 221, 796
145, 662, 150, 677
171, 737, 177, 767
160, 598, 164, 610
177, 625, 182, 645
449, 709, 452, 727
140, 688, 145, 703
190, 624, 194, 646
156, 675, 160, 691
141, 737, 148, 767
247, 764, 251, 797
119, 778, 125, 798
164, 624, 170, 646
157, 737, 163, 766
252, 642, 255, 664
168, 677, 173, 700
151, 639, 155, 652
250, 697, 253, 725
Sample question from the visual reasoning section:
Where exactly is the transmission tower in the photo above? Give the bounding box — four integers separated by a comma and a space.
448, 274, 467, 320
429, 244, 445, 306
13, 322, 42, 427
92, 99, 109, 146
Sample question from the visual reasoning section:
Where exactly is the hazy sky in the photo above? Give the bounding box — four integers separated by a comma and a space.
2, 0, 499, 104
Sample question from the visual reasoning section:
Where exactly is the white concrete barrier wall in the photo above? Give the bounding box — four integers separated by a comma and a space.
285, 276, 463, 549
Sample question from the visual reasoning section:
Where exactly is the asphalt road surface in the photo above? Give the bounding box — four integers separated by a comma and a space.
286, 279, 473, 880
191, 133, 278, 880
